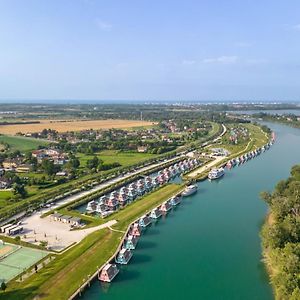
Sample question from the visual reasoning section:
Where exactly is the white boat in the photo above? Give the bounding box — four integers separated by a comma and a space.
182, 184, 198, 197
208, 168, 225, 180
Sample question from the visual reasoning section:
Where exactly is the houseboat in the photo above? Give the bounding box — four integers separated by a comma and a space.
86, 200, 97, 212
130, 223, 141, 236
125, 234, 139, 250
160, 200, 172, 212
115, 248, 133, 264
182, 184, 198, 197
150, 207, 162, 219
138, 214, 152, 227
99, 264, 119, 282
170, 196, 181, 206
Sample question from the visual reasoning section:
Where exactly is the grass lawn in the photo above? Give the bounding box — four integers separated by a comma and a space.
78, 150, 157, 168
0, 190, 13, 209
1, 184, 182, 300
0, 135, 49, 152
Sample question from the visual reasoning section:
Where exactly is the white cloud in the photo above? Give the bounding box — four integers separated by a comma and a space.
202, 56, 238, 64
95, 19, 112, 31
182, 60, 196, 65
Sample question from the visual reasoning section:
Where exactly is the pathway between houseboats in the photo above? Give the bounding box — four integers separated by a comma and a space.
81, 123, 300, 300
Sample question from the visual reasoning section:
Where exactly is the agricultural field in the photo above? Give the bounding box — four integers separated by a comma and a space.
0, 135, 49, 151
0, 119, 155, 135
78, 150, 157, 168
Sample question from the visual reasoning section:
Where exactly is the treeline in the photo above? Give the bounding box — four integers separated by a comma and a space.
261, 165, 300, 299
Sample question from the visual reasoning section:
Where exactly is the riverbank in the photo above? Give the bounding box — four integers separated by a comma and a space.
260, 164, 300, 300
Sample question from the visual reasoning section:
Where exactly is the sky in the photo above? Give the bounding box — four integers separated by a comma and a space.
1, 0, 300, 102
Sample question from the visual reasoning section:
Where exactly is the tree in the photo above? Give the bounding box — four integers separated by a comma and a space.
41, 159, 56, 176
0, 281, 6, 291
86, 156, 99, 170
12, 183, 27, 199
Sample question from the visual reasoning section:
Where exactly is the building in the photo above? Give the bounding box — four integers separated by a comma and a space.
137, 146, 148, 153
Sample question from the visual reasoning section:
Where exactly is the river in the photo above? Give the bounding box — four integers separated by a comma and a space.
81, 122, 300, 300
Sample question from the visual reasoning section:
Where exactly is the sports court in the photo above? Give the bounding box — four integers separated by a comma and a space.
0, 241, 48, 283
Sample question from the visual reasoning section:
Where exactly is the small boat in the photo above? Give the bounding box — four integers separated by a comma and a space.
150, 207, 162, 219
115, 248, 133, 264
99, 264, 119, 282
125, 234, 139, 250
182, 184, 198, 197
170, 196, 181, 206
208, 168, 225, 180
138, 215, 152, 227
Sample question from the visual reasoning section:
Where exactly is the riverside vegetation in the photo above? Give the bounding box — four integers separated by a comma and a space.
261, 165, 300, 300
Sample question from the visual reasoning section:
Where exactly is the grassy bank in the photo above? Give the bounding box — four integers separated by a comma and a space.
1, 184, 182, 300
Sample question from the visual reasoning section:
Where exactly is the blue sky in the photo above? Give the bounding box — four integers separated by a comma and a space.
1, 0, 300, 101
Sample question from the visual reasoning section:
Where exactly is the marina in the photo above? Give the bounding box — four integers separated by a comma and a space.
81, 158, 200, 217
80, 122, 299, 300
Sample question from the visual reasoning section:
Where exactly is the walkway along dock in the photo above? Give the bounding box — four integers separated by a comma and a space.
68, 186, 186, 300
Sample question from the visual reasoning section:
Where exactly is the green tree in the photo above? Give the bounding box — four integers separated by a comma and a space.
86, 156, 99, 170
0, 281, 6, 291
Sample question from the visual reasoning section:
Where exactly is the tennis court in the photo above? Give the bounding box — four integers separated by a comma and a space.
0, 242, 49, 283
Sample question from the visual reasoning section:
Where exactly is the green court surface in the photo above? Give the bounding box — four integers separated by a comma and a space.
0, 243, 48, 283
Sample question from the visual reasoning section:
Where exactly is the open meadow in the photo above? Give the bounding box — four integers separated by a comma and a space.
0, 135, 49, 151
0, 119, 155, 135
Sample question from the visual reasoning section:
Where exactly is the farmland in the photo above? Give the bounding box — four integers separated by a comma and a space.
0, 135, 49, 151
0, 119, 155, 135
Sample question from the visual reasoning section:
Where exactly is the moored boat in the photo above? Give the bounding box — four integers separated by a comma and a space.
99, 263, 119, 282
125, 234, 139, 250
115, 248, 133, 264
208, 167, 225, 180
160, 200, 172, 212
150, 207, 162, 219
138, 214, 152, 227
182, 184, 198, 197
170, 196, 181, 206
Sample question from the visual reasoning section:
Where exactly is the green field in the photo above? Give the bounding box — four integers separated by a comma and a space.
0, 135, 49, 152
78, 150, 157, 168
2, 184, 182, 300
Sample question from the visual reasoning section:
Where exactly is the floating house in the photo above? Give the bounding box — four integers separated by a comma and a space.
150, 207, 162, 219
99, 264, 119, 282
170, 196, 181, 206
86, 200, 97, 212
138, 215, 151, 227
125, 234, 139, 250
160, 200, 172, 212
130, 223, 141, 237
115, 248, 133, 264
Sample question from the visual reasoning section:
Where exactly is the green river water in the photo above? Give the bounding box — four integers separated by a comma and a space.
82, 123, 300, 300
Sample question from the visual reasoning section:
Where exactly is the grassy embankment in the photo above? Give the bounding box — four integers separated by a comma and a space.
1, 184, 183, 300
